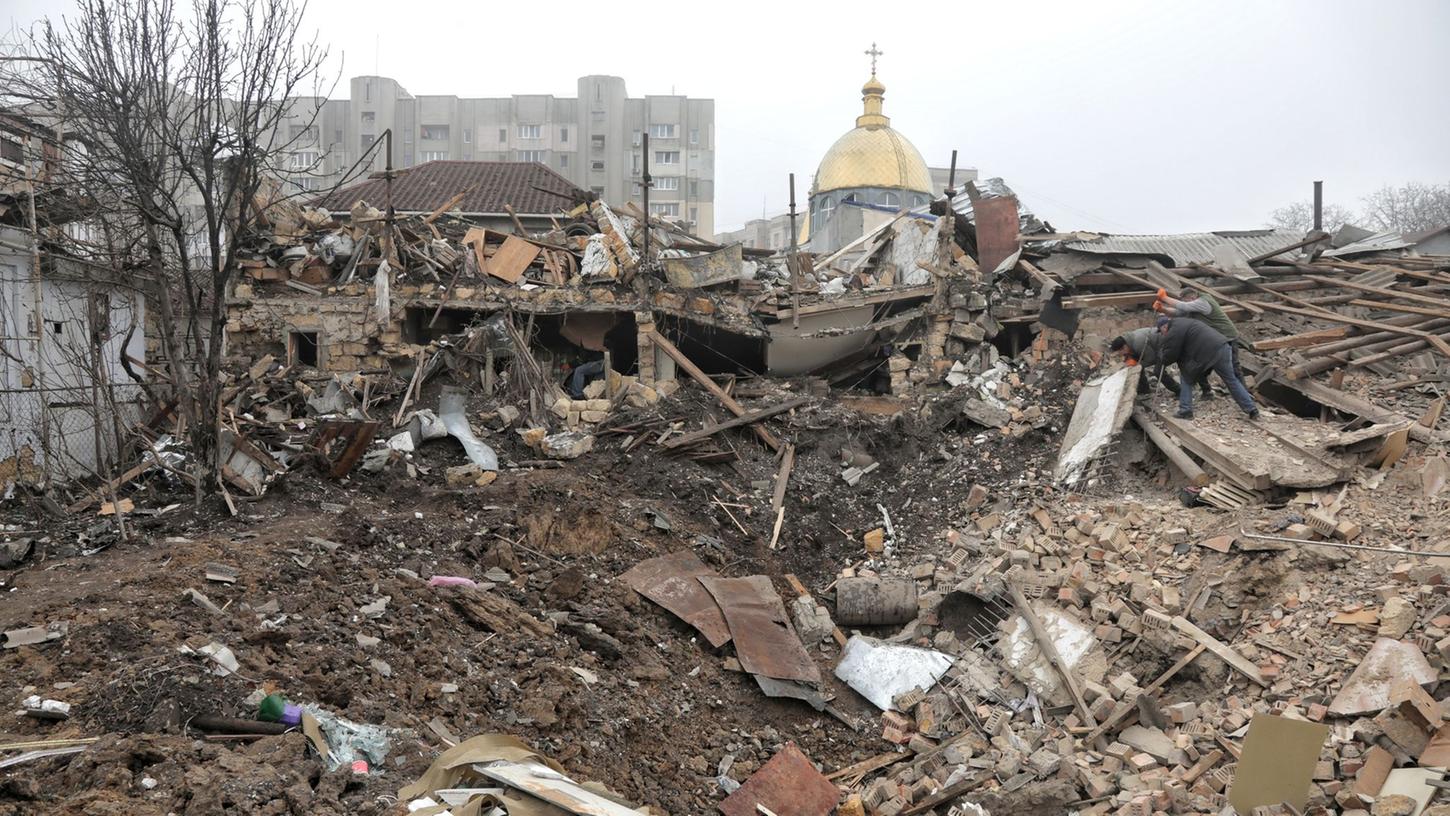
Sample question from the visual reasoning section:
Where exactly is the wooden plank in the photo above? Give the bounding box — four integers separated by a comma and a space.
1347, 298, 1450, 320
769, 285, 935, 319
647, 330, 780, 451
1263, 369, 1448, 445
67, 460, 155, 513
770, 443, 796, 518
1170, 615, 1267, 686
1151, 407, 1271, 491
1252, 299, 1450, 359
422, 186, 474, 224
825, 750, 909, 782
485, 235, 540, 283
661, 396, 809, 450
1007, 580, 1103, 748
1131, 408, 1210, 487
1137, 263, 1265, 315
1304, 274, 1450, 310
1250, 326, 1351, 351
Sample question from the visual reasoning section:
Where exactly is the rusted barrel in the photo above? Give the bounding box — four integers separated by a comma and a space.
835, 577, 918, 626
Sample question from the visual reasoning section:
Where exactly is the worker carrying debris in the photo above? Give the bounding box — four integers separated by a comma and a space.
1152, 316, 1260, 420
1155, 286, 1245, 382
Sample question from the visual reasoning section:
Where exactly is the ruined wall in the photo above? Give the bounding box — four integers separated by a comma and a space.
226, 281, 395, 372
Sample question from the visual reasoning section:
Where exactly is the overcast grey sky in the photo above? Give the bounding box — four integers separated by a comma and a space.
7, 0, 1450, 234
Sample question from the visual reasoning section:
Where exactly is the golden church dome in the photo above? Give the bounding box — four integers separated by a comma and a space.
812, 74, 932, 196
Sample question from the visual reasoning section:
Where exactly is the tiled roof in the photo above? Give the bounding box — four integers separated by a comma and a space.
311, 160, 586, 216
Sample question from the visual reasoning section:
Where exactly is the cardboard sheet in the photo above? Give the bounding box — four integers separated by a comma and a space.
1228, 714, 1329, 813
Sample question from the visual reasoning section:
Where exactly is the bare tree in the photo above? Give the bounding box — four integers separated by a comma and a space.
1359, 181, 1450, 235
1267, 200, 1356, 233
3, 0, 334, 497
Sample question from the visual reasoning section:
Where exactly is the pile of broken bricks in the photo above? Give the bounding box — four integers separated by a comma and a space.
702, 494, 1450, 816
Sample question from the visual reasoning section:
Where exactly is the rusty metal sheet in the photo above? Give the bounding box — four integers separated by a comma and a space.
661, 242, 743, 288
620, 552, 731, 648
718, 742, 840, 816
700, 575, 820, 685
1328, 637, 1436, 716
971, 193, 1020, 275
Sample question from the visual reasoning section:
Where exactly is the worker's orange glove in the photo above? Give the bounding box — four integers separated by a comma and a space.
1157, 288, 1167, 299
1152, 301, 1165, 313
1126, 357, 1138, 367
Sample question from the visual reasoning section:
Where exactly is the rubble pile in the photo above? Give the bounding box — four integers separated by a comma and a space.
4, 168, 1450, 816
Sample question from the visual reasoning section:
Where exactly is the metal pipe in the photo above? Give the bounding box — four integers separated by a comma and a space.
788, 173, 800, 329
946, 149, 958, 196
1237, 528, 1449, 558
641, 133, 650, 264
1313, 181, 1323, 232
382, 129, 394, 262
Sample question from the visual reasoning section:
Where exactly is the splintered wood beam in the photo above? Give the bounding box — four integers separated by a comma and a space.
1131, 409, 1210, 487
1251, 300, 1450, 359
1304, 274, 1450, 309
647, 330, 780, 451
661, 396, 809, 450
1170, 615, 1268, 687
1250, 326, 1352, 351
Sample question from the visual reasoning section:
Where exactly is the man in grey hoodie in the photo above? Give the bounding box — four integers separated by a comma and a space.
1153, 316, 1260, 420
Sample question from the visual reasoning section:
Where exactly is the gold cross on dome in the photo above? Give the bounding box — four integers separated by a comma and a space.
865, 42, 883, 75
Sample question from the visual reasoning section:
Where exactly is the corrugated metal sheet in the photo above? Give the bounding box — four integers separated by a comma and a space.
1062, 229, 1306, 266
1323, 230, 1412, 258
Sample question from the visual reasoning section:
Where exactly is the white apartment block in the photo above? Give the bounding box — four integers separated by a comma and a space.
277, 75, 716, 236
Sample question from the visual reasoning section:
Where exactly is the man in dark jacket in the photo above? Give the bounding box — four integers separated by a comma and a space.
1154, 317, 1260, 420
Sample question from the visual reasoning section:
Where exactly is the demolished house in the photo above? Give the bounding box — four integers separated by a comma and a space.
13, 69, 1450, 816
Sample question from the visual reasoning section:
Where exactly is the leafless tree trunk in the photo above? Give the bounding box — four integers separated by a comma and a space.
3, 0, 332, 497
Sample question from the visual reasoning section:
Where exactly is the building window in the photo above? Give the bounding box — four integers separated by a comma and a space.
591, 160, 605, 171
519, 124, 541, 139
463, 129, 472, 143
420, 150, 449, 162
364, 80, 372, 102
290, 331, 319, 367
290, 176, 321, 192
632, 130, 641, 146
689, 207, 698, 223
654, 176, 679, 191
290, 124, 318, 141
559, 127, 568, 142
289, 150, 319, 170
649, 202, 680, 217
499, 128, 507, 143
632, 183, 642, 195
689, 179, 699, 197
818, 196, 835, 225
594, 83, 601, 103
361, 111, 375, 125
689, 128, 699, 145
649, 124, 676, 139
879, 191, 900, 207
632, 154, 640, 174
334, 129, 342, 144
559, 155, 569, 169
421, 125, 449, 140
518, 150, 545, 162
591, 134, 606, 149
655, 151, 679, 165
591, 185, 604, 196
360, 134, 376, 151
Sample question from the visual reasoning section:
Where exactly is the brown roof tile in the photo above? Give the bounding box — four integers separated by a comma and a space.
310, 160, 586, 216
